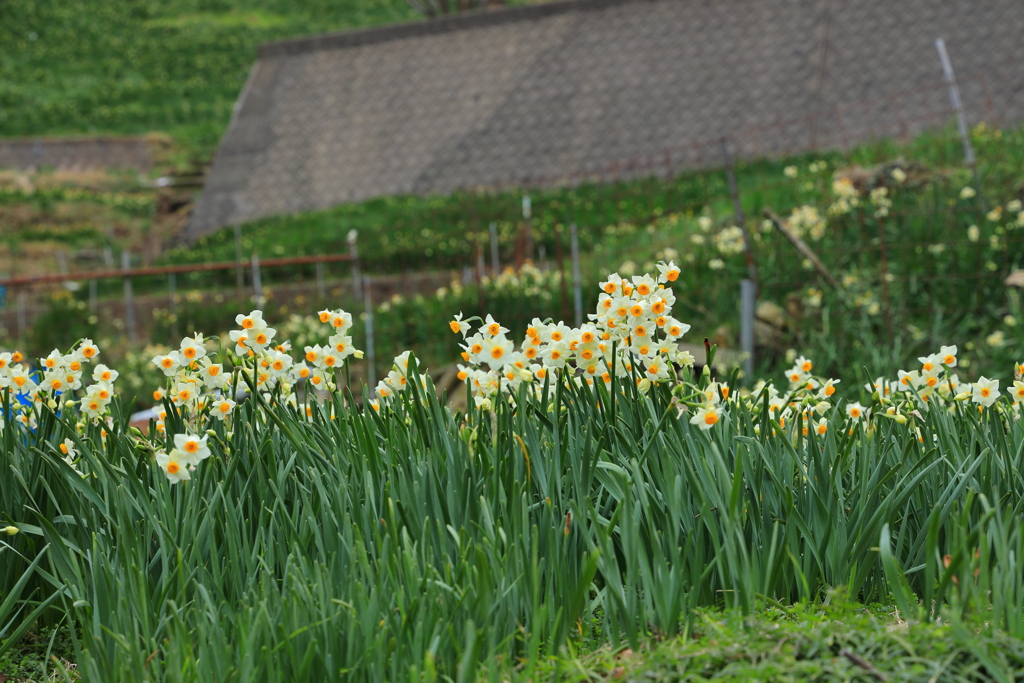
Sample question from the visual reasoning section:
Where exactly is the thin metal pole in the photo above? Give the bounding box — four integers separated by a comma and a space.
315, 261, 326, 302
570, 223, 583, 327
489, 221, 499, 276
348, 230, 361, 304
251, 253, 263, 304
721, 137, 758, 287
740, 279, 755, 382
121, 250, 136, 343
363, 275, 376, 390
553, 225, 569, 322
935, 39, 976, 167
522, 195, 533, 263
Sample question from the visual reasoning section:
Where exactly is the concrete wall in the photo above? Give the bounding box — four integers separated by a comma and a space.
0, 137, 152, 172
186, 0, 1024, 240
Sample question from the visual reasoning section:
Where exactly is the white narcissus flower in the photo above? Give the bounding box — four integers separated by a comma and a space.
210, 398, 236, 420
156, 450, 191, 484
59, 438, 77, 459
201, 363, 229, 390
449, 312, 471, 338
174, 433, 211, 465
481, 335, 514, 370
540, 341, 570, 369
655, 260, 680, 284
235, 310, 266, 330
972, 377, 1000, 407
690, 405, 721, 430
92, 364, 119, 383
846, 402, 867, 420
77, 339, 100, 361
179, 334, 208, 364
153, 351, 183, 377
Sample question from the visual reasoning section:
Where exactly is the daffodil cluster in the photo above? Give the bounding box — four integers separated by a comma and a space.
151, 332, 232, 433
445, 262, 694, 410
151, 309, 363, 439
734, 356, 845, 437
370, 351, 432, 412
300, 308, 363, 393
12, 340, 118, 426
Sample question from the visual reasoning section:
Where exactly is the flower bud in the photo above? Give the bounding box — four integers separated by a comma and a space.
954, 392, 971, 401
893, 414, 908, 424
47, 399, 58, 410
206, 429, 217, 438
3, 526, 18, 536
814, 401, 830, 415
64, 400, 76, 408
354, 350, 365, 360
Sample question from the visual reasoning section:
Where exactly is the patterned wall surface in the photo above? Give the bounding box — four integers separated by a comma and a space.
186, 0, 1024, 239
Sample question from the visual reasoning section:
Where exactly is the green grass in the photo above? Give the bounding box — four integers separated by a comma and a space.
4, 344, 1024, 679
555, 597, 1024, 682
0, 0, 422, 156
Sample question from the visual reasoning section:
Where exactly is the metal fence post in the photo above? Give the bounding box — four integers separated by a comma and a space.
935, 39, 976, 168
251, 253, 263, 304
522, 195, 533, 263
363, 275, 376, 390
348, 230, 361, 304
740, 279, 755, 381
122, 250, 136, 343
315, 261, 326, 303
935, 38, 984, 209
721, 136, 758, 286
570, 223, 583, 327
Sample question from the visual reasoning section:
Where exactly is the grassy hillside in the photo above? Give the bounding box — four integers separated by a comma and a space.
0, 0, 420, 156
